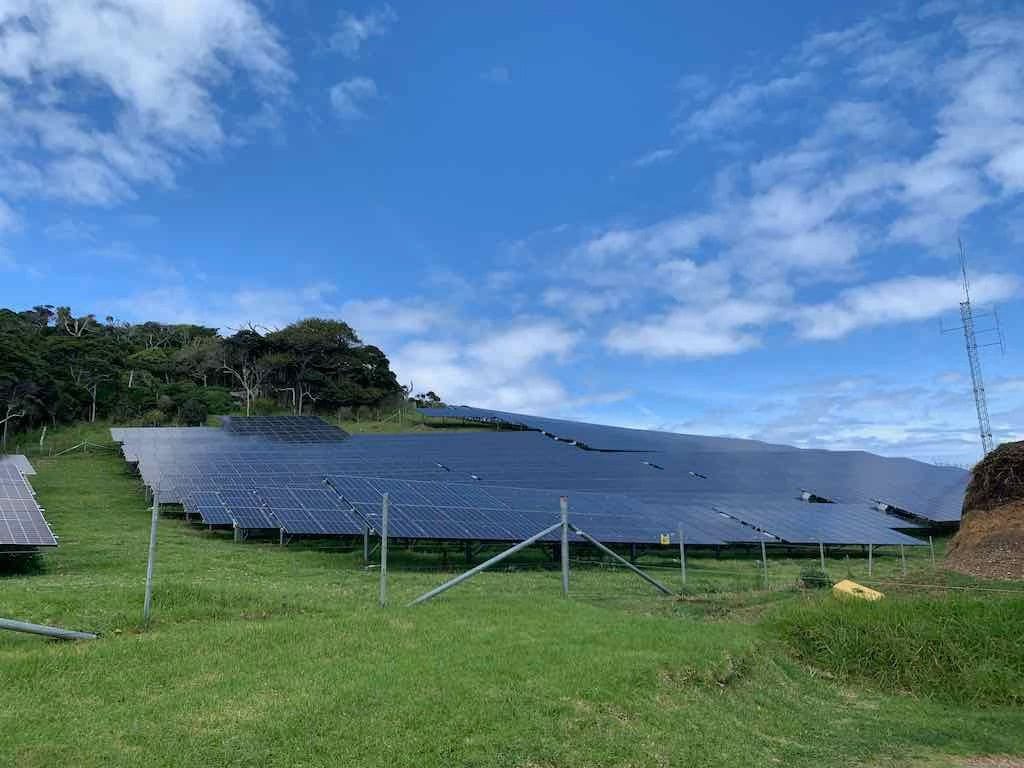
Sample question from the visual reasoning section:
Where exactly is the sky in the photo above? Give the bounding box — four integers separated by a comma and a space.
2, 0, 1024, 465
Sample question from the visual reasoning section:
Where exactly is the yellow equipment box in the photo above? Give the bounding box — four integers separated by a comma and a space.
832, 579, 884, 601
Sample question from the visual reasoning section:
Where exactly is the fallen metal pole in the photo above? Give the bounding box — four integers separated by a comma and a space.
143, 495, 159, 625
0, 618, 96, 641
409, 522, 563, 606
570, 526, 674, 596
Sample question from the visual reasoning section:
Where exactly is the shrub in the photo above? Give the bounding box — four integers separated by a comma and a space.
798, 565, 831, 589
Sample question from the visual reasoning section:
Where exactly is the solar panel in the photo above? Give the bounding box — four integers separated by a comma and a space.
0, 457, 57, 548
220, 415, 350, 443
217, 489, 277, 530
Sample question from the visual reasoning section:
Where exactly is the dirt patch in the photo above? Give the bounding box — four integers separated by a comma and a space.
947, 441, 1024, 581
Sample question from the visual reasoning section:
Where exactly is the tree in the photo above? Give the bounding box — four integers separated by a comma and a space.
55, 306, 97, 337
222, 328, 271, 416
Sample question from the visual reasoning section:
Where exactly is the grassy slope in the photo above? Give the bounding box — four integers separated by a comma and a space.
1, 426, 1023, 767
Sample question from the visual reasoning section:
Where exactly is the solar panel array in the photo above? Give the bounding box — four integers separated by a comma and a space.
420, 405, 968, 524
0, 455, 58, 548
111, 413, 936, 547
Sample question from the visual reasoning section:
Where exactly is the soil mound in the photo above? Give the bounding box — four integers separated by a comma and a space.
947, 441, 1024, 581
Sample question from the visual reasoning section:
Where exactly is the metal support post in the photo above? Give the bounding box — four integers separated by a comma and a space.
143, 496, 159, 625
379, 493, 389, 607
819, 541, 826, 571
929, 536, 936, 570
760, 539, 769, 589
571, 526, 673, 595
560, 496, 570, 598
410, 522, 563, 606
363, 524, 370, 564
900, 543, 907, 575
678, 525, 686, 589
868, 543, 873, 576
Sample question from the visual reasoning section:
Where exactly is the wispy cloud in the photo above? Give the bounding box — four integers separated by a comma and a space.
330, 77, 379, 120
632, 148, 678, 168
0, 0, 291, 211
330, 5, 398, 59
796, 272, 1021, 340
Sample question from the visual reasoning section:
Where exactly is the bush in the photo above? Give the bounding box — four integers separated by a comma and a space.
773, 594, 1024, 706
798, 565, 831, 589
178, 398, 208, 426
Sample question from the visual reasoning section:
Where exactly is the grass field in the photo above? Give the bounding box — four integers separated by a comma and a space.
2, 423, 1024, 767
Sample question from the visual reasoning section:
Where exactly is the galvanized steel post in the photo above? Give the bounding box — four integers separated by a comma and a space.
929, 536, 936, 570
409, 522, 563, 606
677, 525, 686, 589
868, 543, 873, 576
560, 496, 569, 598
899, 543, 907, 576
143, 494, 159, 625
760, 539, 768, 589
819, 541, 826, 571
379, 493, 389, 607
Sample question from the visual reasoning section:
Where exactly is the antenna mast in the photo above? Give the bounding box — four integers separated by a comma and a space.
956, 238, 995, 455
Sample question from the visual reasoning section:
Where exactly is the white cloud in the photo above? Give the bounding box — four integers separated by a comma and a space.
0, 0, 291, 206
632, 148, 677, 168
330, 77, 378, 120
340, 298, 446, 343
798, 272, 1021, 340
330, 5, 397, 59
679, 73, 814, 140
605, 299, 777, 358
391, 320, 582, 412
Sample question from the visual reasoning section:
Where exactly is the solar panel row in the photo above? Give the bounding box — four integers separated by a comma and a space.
114, 415, 931, 547
0, 455, 58, 548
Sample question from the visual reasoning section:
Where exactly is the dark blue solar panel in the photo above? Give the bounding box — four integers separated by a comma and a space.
217, 489, 276, 530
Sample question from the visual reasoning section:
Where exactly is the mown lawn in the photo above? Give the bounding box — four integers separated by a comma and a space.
2, 428, 1023, 767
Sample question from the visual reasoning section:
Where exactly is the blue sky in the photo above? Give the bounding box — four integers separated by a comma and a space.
2, 0, 1023, 464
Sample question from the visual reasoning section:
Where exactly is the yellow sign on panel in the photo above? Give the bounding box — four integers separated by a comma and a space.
832, 579, 884, 601
659, 533, 671, 545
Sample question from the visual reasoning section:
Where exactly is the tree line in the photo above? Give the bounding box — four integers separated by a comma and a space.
0, 305, 429, 446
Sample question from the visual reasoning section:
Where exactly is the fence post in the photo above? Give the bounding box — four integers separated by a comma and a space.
868, 543, 873, 576
760, 539, 769, 589
929, 536, 936, 570
379, 493, 389, 607
143, 495, 159, 625
899, 543, 907, 576
678, 525, 686, 590
560, 496, 570, 598
819, 541, 825, 571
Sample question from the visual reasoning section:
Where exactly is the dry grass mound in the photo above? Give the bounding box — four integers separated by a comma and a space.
947, 441, 1024, 580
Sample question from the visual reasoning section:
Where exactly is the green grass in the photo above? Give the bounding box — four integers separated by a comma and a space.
2, 426, 1024, 767
775, 593, 1024, 706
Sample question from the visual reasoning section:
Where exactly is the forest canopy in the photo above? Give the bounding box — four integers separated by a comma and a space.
0, 306, 415, 444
